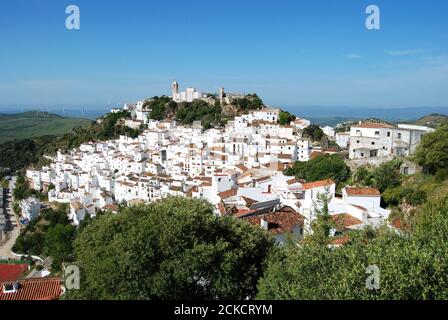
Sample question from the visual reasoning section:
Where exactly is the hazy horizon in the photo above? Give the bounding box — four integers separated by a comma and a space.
2, 104, 447, 126
1, 0, 447, 109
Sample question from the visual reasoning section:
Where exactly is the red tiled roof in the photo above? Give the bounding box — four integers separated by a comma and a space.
391, 216, 404, 230
234, 209, 257, 218
0, 264, 28, 283
329, 235, 350, 246
352, 122, 394, 129
243, 206, 305, 235
235, 164, 249, 172
331, 213, 363, 230
0, 277, 62, 301
302, 179, 334, 190
345, 187, 380, 196
218, 188, 237, 199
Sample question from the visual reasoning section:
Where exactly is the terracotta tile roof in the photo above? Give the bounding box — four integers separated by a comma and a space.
218, 188, 237, 199
345, 187, 380, 196
253, 176, 271, 183
235, 164, 249, 172
233, 209, 257, 218
352, 122, 394, 129
286, 178, 299, 185
241, 196, 258, 207
0, 277, 62, 301
329, 235, 350, 246
331, 213, 363, 230
242, 206, 305, 235
0, 264, 28, 283
302, 179, 334, 190
391, 216, 404, 230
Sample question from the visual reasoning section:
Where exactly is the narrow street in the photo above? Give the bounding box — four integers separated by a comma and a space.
0, 176, 20, 259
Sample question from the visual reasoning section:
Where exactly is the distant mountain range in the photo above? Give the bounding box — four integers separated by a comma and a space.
284, 106, 448, 126
0, 111, 92, 144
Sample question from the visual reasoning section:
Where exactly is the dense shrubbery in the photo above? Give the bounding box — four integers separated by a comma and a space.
65, 197, 274, 300
175, 100, 222, 129
0, 178, 8, 189
43, 111, 139, 154
0, 136, 54, 172
285, 154, 351, 187
146, 94, 263, 129
231, 94, 263, 111
302, 124, 324, 141
415, 124, 448, 174
278, 111, 296, 125
0, 111, 137, 173
257, 195, 448, 300
12, 204, 76, 270
13, 175, 46, 201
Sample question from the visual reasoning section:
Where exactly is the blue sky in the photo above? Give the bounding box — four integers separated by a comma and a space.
0, 0, 447, 112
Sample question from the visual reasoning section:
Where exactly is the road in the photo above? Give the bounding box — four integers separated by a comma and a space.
0, 176, 20, 259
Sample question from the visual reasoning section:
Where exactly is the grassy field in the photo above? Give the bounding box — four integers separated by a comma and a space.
0, 111, 93, 144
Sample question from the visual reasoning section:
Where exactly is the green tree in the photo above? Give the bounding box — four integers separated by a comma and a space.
309, 190, 334, 245
0, 178, 8, 189
258, 227, 448, 299
302, 124, 324, 141
44, 224, 76, 270
372, 159, 402, 192
278, 111, 296, 125
258, 196, 448, 300
415, 124, 448, 174
67, 197, 274, 300
285, 154, 350, 187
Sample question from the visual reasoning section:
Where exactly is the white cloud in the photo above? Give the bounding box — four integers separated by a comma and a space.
387, 49, 429, 56
344, 54, 362, 59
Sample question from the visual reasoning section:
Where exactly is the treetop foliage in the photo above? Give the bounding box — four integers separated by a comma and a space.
67, 197, 275, 300
285, 154, 351, 187
257, 195, 448, 300
415, 123, 448, 175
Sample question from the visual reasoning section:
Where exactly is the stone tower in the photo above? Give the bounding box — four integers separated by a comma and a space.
172, 81, 179, 99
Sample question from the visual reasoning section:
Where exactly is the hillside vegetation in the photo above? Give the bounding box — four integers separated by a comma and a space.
0, 111, 92, 144
0, 111, 139, 173
406, 113, 448, 128
144, 94, 264, 129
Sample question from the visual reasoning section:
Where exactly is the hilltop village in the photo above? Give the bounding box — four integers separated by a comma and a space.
23, 82, 436, 242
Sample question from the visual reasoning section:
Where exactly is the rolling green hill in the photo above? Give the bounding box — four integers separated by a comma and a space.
0, 111, 93, 144
406, 113, 448, 128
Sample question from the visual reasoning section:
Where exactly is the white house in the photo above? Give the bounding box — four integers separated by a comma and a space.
253, 108, 280, 123
321, 126, 335, 138
335, 132, 350, 149
349, 122, 433, 160
20, 197, 41, 221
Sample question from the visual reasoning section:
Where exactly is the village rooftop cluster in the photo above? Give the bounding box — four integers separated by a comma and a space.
23, 82, 435, 244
